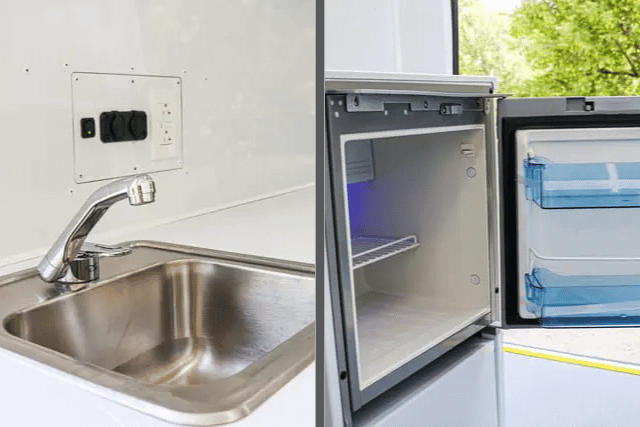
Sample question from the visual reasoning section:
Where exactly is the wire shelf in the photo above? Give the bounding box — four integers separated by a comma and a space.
351, 235, 420, 269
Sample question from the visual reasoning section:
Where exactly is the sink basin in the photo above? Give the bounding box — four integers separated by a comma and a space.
0, 241, 315, 425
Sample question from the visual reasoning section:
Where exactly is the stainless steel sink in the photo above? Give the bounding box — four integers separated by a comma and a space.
0, 241, 315, 425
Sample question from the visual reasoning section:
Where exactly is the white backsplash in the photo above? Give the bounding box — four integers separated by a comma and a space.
0, 0, 315, 262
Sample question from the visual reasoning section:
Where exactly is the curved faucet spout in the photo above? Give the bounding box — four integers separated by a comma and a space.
38, 174, 156, 283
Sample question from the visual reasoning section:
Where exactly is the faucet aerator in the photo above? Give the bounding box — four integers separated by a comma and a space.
129, 191, 155, 205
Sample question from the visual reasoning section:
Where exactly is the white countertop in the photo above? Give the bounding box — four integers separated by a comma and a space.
0, 186, 316, 427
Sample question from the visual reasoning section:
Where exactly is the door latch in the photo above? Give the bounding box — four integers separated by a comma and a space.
439, 103, 463, 115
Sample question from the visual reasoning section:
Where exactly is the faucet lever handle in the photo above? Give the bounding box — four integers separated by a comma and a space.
79, 242, 132, 257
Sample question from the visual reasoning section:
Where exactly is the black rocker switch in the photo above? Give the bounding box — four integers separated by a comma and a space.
80, 118, 95, 138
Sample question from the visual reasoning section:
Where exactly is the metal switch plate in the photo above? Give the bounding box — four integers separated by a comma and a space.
72, 72, 183, 183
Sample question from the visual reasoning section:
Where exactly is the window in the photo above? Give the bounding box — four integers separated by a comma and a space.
458, 0, 640, 96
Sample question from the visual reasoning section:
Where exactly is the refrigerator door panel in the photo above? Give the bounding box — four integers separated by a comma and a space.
499, 97, 640, 327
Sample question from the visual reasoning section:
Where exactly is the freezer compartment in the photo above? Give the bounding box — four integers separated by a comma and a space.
524, 158, 640, 209
523, 253, 640, 326
342, 126, 492, 391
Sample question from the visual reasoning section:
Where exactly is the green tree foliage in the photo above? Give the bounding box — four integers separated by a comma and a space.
512, 0, 640, 96
459, 0, 534, 96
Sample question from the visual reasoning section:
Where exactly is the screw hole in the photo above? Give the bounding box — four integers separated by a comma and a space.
64, 63, 69, 67
131, 79, 135, 84
495, 287, 499, 294
79, 174, 83, 179
353, 96, 359, 107
340, 371, 347, 380
24, 68, 29, 73
133, 166, 137, 171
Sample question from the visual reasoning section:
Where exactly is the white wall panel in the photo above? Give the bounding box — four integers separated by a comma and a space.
325, 0, 453, 74
0, 0, 315, 262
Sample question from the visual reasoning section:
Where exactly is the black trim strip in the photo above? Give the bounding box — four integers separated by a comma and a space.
451, 0, 459, 75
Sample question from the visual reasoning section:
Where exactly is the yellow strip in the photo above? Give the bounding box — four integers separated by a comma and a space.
503, 346, 640, 376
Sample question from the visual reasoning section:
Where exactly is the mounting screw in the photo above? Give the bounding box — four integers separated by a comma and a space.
340, 371, 347, 380
334, 111, 340, 118
404, 109, 409, 115
471, 274, 480, 285
353, 96, 359, 108
466, 167, 477, 178
424, 100, 429, 108
384, 110, 389, 116
78, 174, 83, 179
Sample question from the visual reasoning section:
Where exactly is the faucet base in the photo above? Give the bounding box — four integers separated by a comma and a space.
55, 253, 99, 286
54, 282, 89, 293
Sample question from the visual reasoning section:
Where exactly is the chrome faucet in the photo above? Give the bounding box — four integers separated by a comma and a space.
38, 174, 156, 289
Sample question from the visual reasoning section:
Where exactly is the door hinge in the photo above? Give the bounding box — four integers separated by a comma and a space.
478, 98, 491, 115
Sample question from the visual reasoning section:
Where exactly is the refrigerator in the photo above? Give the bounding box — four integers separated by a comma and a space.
324, 71, 640, 424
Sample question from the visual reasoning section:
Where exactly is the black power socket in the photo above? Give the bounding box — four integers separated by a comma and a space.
100, 111, 147, 143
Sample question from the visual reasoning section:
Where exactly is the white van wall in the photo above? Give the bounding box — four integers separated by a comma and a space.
325, 0, 453, 74
0, 0, 315, 262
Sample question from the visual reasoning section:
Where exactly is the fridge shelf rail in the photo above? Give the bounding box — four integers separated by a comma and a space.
524, 158, 640, 209
351, 235, 420, 269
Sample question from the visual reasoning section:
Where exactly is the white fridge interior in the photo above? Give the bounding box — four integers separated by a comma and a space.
516, 127, 640, 326
340, 124, 492, 389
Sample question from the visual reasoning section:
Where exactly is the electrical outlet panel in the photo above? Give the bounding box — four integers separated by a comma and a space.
72, 73, 183, 183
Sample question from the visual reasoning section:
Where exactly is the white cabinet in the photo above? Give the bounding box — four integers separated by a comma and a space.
324, 0, 453, 74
